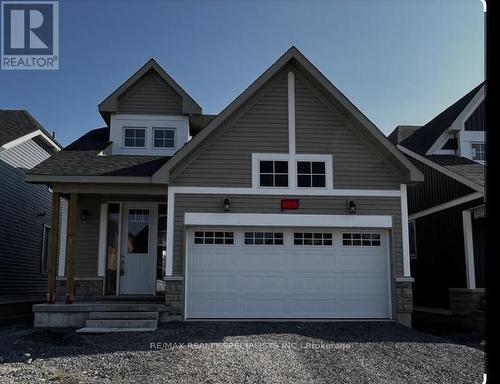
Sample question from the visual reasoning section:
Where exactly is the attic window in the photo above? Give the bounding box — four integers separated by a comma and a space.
124, 127, 146, 148
153, 128, 175, 148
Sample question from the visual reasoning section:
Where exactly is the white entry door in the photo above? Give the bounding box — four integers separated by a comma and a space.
120, 203, 158, 295
185, 228, 391, 319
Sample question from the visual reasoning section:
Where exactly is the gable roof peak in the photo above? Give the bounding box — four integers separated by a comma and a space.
98, 58, 202, 123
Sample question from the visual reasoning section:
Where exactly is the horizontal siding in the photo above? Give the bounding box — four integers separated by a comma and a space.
118, 70, 183, 115
172, 70, 289, 186
65, 194, 167, 277
172, 66, 402, 189
0, 161, 52, 303
173, 194, 403, 277
294, 72, 401, 189
0, 138, 51, 170
406, 157, 475, 214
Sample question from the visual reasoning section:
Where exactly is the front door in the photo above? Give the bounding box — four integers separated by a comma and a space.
120, 203, 158, 294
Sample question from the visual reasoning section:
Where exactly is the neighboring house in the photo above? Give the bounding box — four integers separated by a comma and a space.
27, 47, 424, 330
0, 110, 61, 321
390, 83, 486, 323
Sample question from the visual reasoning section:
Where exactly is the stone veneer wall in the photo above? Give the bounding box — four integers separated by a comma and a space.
449, 288, 486, 317
55, 278, 103, 302
395, 279, 413, 327
163, 278, 184, 321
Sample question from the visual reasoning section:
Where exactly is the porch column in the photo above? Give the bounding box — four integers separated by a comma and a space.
65, 193, 78, 304
47, 192, 61, 303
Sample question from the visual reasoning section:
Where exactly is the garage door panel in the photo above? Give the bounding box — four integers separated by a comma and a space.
186, 228, 390, 319
337, 298, 389, 318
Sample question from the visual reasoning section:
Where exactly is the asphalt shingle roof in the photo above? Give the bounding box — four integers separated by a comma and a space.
424, 155, 485, 188
28, 127, 170, 177
0, 110, 61, 148
399, 83, 484, 155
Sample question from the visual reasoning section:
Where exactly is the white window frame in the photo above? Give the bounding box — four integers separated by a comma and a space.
243, 231, 284, 246
123, 127, 147, 148
296, 159, 328, 189
293, 232, 334, 246
471, 142, 486, 161
251, 153, 333, 192
153, 127, 176, 149
193, 230, 235, 246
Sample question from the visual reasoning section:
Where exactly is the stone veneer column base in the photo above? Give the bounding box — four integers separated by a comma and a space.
55, 277, 103, 302
161, 277, 184, 322
449, 288, 486, 317
395, 277, 414, 328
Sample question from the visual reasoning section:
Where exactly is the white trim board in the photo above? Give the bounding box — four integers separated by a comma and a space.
400, 184, 411, 277
163, 185, 401, 277
169, 186, 400, 197
462, 210, 476, 289
409, 192, 483, 221
397, 145, 484, 193
288, 71, 296, 155
0, 129, 61, 152
184, 212, 393, 228
97, 203, 108, 277
57, 197, 69, 277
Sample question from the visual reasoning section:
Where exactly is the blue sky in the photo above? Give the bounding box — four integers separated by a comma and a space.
0, 0, 485, 146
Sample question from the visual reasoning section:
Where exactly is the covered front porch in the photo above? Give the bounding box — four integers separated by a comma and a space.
34, 187, 181, 328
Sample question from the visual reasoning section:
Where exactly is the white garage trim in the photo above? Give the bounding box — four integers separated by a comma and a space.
184, 212, 393, 228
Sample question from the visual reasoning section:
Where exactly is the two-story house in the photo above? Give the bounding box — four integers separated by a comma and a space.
0, 110, 61, 322
389, 82, 486, 327
27, 47, 424, 332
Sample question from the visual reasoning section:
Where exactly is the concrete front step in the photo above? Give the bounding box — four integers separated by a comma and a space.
76, 327, 156, 333
89, 311, 158, 320
85, 319, 157, 328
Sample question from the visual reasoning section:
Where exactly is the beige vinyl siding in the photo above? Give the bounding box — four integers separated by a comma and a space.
173, 194, 403, 277
294, 71, 402, 189
63, 194, 166, 277
118, 70, 183, 115
171, 66, 402, 189
171, 70, 289, 186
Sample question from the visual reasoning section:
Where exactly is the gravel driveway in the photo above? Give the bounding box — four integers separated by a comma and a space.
0, 321, 484, 384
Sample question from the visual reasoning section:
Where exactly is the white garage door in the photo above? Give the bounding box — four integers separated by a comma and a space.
185, 228, 391, 319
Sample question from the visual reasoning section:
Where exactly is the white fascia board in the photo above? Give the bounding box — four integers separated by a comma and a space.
409, 192, 483, 221
1, 130, 61, 152
170, 186, 400, 197
184, 212, 393, 228
0, 130, 41, 151
397, 145, 484, 193
450, 86, 485, 131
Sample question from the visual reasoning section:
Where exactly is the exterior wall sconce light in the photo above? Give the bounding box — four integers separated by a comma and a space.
348, 200, 356, 214
80, 209, 90, 221
223, 198, 230, 212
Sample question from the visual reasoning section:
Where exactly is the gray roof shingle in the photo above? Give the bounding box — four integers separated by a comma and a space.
399, 83, 484, 154
28, 127, 170, 177
0, 110, 61, 148
424, 155, 485, 187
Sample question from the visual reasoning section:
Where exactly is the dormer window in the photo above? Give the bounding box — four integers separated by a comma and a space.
124, 127, 146, 148
153, 128, 175, 149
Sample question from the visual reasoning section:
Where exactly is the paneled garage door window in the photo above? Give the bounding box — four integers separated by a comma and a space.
342, 233, 381, 246
294, 232, 333, 246
244, 232, 284, 245
194, 231, 234, 245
